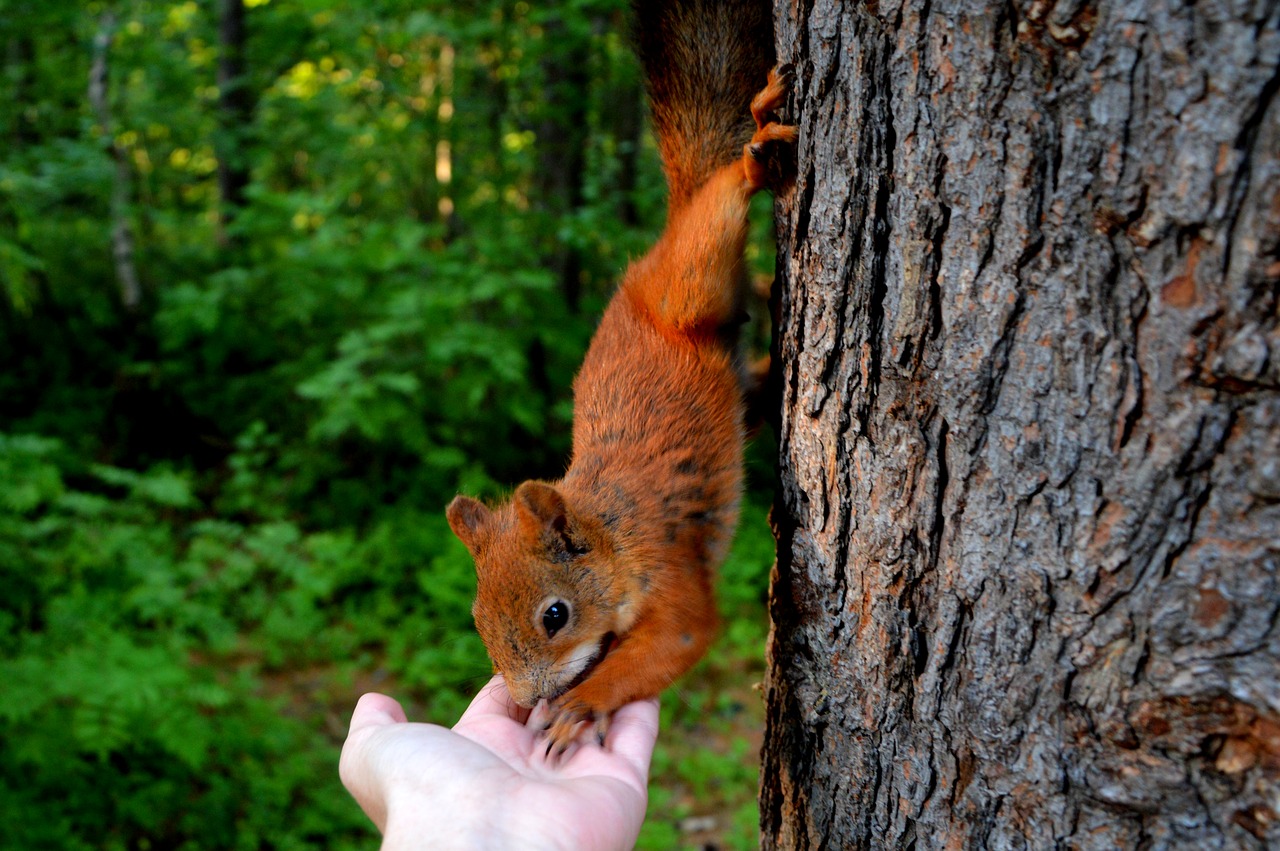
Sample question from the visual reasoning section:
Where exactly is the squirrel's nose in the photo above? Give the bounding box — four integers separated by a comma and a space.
504, 676, 541, 708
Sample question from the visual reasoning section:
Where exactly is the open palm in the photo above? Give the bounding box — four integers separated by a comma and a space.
339, 676, 659, 850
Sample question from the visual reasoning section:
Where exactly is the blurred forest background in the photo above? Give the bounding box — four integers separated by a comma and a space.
0, 0, 779, 848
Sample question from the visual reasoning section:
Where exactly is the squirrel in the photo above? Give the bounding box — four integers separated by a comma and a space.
446, 0, 795, 753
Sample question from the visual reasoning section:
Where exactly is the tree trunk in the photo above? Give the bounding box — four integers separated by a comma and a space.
761, 0, 1279, 848
6, 32, 38, 149
216, 0, 253, 238
534, 17, 592, 312
89, 11, 141, 313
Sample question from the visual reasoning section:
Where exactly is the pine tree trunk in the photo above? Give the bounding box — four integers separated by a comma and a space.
761, 0, 1280, 848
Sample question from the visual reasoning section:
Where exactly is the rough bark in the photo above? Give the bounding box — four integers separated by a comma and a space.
761, 0, 1279, 848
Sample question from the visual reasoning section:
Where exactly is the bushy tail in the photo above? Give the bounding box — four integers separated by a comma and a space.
633, 0, 775, 212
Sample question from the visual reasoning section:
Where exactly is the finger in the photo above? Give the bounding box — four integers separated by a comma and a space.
456, 674, 529, 726
604, 697, 660, 778
348, 692, 407, 735
341, 694, 406, 833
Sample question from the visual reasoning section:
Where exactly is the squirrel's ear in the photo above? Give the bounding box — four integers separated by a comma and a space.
514, 481, 589, 557
514, 481, 567, 531
446, 495, 491, 552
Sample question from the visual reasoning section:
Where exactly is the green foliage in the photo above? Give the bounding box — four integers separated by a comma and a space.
0, 435, 367, 848
0, 0, 777, 847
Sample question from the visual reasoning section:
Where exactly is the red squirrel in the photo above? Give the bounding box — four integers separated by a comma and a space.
446, 0, 794, 753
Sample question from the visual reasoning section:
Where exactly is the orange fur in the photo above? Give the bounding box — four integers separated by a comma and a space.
446, 15, 794, 753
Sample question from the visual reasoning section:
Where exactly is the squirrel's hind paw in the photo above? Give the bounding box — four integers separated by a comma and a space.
751, 65, 793, 128
743, 65, 797, 191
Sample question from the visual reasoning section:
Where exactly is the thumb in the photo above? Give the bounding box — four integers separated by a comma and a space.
339, 692, 407, 832
349, 692, 408, 732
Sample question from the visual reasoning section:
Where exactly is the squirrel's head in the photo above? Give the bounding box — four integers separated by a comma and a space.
446, 481, 634, 708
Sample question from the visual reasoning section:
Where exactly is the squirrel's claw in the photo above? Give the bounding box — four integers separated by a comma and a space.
750, 64, 793, 128
743, 66, 798, 191
539, 699, 614, 756
540, 699, 595, 757
593, 712, 611, 746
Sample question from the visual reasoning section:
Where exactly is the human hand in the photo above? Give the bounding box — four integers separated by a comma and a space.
339, 675, 659, 851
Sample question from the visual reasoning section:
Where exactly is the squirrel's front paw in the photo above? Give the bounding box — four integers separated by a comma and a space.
540, 699, 611, 756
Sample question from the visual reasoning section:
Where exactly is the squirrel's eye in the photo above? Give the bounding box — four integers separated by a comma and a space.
542, 601, 569, 638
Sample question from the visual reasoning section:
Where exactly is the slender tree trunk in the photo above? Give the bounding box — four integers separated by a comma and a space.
613, 102, 643, 228
88, 12, 141, 313
609, 54, 644, 230
761, 0, 1280, 848
534, 17, 592, 312
6, 33, 38, 148
216, 0, 253, 239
